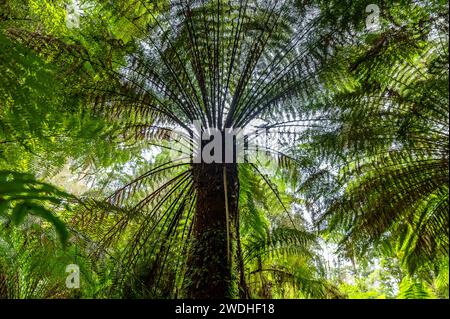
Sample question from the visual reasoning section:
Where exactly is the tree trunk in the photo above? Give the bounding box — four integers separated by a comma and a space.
185, 163, 239, 298
0, 271, 8, 299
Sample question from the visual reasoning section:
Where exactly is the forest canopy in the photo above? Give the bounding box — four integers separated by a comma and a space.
0, 0, 448, 299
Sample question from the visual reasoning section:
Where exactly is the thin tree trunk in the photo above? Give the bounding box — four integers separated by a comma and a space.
185, 163, 239, 298
236, 206, 250, 298
0, 270, 8, 299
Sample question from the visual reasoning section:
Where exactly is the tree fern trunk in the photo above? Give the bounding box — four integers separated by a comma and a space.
185, 163, 239, 298
0, 271, 8, 299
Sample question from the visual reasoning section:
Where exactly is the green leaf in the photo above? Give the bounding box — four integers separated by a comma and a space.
11, 201, 28, 225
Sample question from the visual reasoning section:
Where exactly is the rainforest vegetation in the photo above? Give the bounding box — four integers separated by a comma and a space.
0, 0, 448, 299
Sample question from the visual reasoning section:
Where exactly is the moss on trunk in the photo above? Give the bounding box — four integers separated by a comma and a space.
184, 163, 239, 298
